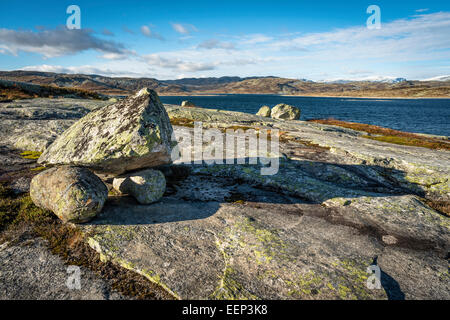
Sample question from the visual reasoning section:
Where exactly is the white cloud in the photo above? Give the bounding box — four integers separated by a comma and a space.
0, 27, 128, 58
140, 25, 164, 40
102, 29, 114, 36
171, 23, 197, 35
197, 39, 235, 50
20, 62, 153, 78
239, 34, 273, 45
140, 26, 151, 36
143, 54, 215, 72
100, 51, 136, 60
122, 26, 135, 34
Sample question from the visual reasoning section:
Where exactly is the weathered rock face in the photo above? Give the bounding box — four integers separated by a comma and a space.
113, 169, 166, 204
271, 104, 300, 120
256, 106, 271, 117
0, 238, 125, 300
0, 98, 111, 152
37, 88, 175, 174
181, 101, 196, 108
30, 166, 108, 223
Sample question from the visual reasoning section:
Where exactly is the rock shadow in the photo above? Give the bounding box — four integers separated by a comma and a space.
86, 196, 221, 226
184, 157, 428, 203
372, 256, 406, 300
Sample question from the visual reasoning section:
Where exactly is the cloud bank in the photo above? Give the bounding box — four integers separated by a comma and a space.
4, 12, 450, 80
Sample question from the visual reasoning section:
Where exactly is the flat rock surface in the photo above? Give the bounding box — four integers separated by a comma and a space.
0, 238, 124, 300
83, 174, 449, 300
0, 98, 111, 152
0, 98, 449, 300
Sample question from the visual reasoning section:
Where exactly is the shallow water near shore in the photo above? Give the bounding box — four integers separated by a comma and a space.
160, 94, 450, 136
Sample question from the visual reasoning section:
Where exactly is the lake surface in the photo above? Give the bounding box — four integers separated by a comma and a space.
160, 95, 450, 136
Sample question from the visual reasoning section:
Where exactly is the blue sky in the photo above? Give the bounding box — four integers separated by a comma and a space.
0, 0, 449, 80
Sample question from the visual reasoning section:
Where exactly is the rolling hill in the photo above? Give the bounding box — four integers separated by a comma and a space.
0, 71, 449, 98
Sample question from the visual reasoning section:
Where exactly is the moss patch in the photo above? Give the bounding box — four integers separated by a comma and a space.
30, 166, 46, 172
169, 117, 195, 128
422, 198, 450, 217
362, 135, 449, 150
0, 185, 53, 232
309, 119, 449, 150
279, 133, 331, 151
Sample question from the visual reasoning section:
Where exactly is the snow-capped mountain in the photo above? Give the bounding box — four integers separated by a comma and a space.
319, 76, 407, 84
422, 75, 450, 81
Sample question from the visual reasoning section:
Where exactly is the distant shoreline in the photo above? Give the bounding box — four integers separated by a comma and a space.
158, 93, 450, 100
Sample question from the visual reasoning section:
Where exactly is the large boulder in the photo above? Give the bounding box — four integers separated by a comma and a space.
271, 104, 300, 120
30, 166, 108, 223
256, 106, 271, 117
38, 88, 175, 175
112, 169, 166, 204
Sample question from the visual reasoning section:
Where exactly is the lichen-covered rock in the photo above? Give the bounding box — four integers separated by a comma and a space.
271, 103, 300, 120
30, 166, 108, 223
181, 101, 196, 108
256, 105, 271, 117
37, 88, 175, 174
113, 169, 166, 204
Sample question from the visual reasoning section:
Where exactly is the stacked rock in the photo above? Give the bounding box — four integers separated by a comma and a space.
31, 88, 175, 223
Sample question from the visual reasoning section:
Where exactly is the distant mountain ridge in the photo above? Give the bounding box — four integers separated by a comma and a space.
423, 75, 450, 81
0, 70, 449, 98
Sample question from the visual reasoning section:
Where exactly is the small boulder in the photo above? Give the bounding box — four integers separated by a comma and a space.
256, 106, 271, 117
30, 166, 108, 223
181, 101, 196, 108
38, 88, 175, 175
271, 104, 300, 120
113, 169, 166, 204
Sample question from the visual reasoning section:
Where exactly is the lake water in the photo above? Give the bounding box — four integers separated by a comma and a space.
160, 95, 450, 136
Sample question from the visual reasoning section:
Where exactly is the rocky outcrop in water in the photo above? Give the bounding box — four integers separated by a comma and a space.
30, 166, 108, 223
38, 88, 175, 175
271, 103, 300, 120
256, 105, 271, 117
181, 101, 196, 108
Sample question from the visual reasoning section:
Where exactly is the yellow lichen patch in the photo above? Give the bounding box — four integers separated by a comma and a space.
20, 150, 42, 160
332, 259, 379, 300
212, 238, 260, 300
30, 166, 46, 172
285, 270, 325, 297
